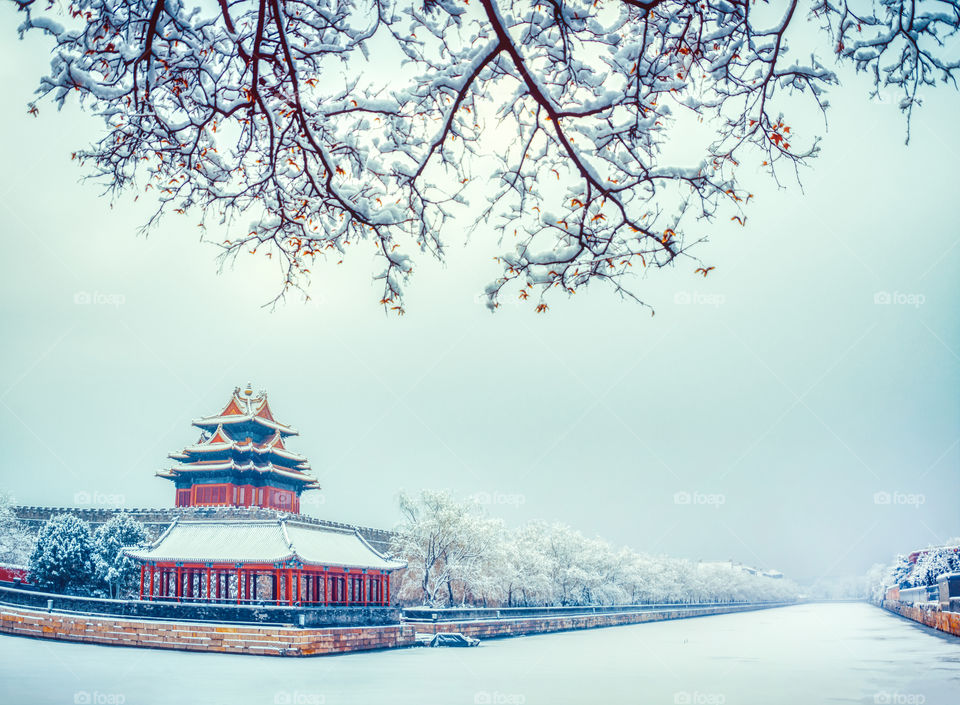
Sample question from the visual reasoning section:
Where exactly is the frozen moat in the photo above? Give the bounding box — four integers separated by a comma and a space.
1, 603, 957, 705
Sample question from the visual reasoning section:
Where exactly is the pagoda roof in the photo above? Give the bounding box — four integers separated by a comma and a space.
168, 427, 309, 465
157, 461, 320, 489
192, 387, 298, 436
122, 519, 404, 571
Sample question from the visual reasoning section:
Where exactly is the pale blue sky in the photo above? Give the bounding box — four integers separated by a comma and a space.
0, 6, 957, 584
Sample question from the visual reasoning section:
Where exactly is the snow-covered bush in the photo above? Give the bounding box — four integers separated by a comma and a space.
93, 514, 149, 598
28, 514, 96, 595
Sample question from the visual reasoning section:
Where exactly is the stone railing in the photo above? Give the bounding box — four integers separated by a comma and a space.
402, 600, 797, 622
0, 584, 399, 627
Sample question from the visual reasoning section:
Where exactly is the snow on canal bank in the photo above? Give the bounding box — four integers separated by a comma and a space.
1, 603, 957, 705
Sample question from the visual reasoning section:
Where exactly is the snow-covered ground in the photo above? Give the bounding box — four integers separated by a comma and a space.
1, 603, 957, 705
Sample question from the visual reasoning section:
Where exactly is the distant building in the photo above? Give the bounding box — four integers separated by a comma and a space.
697, 560, 781, 578
907, 546, 959, 564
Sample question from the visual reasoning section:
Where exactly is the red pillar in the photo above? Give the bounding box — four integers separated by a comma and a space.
148, 565, 155, 601
206, 567, 211, 601
345, 571, 351, 606
286, 568, 293, 605
385, 573, 390, 605
236, 566, 242, 605
139, 564, 145, 599
175, 567, 182, 600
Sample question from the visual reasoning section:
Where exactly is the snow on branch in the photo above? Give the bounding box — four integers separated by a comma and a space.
10, 0, 959, 311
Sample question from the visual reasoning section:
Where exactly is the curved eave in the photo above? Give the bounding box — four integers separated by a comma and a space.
157, 463, 320, 487
174, 443, 309, 464
122, 550, 401, 571
192, 415, 298, 436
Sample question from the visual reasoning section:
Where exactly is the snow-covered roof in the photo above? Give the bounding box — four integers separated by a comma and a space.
169, 429, 309, 464
123, 519, 404, 571
157, 460, 318, 487
192, 387, 298, 436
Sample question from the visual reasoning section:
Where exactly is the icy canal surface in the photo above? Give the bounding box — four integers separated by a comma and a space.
1, 603, 958, 705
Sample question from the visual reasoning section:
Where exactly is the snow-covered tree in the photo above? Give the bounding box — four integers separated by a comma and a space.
93, 514, 149, 598
392, 489, 798, 607
0, 491, 34, 566
390, 489, 495, 605
28, 514, 96, 595
888, 554, 913, 589
9, 0, 959, 311
909, 545, 960, 587
866, 541, 960, 599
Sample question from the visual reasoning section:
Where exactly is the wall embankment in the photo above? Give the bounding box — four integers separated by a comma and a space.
0, 601, 794, 656
879, 599, 960, 638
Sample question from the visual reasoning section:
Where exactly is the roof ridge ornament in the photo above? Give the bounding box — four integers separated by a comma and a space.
279, 517, 294, 550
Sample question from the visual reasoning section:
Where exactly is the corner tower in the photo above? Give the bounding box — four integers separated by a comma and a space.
157, 384, 320, 512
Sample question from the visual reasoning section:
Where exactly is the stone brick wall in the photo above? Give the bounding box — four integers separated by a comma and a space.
0, 601, 789, 657
880, 599, 960, 638
0, 605, 415, 656
407, 603, 787, 641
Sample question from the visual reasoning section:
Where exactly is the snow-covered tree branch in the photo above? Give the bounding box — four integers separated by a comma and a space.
10, 0, 959, 311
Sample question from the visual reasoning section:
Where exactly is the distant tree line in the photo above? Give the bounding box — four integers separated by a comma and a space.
389, 490, 798, 608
